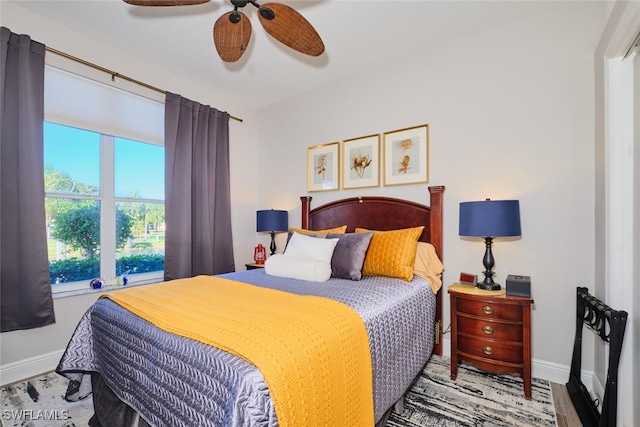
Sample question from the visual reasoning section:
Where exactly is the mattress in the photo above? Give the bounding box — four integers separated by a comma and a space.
57, 270, 436, 426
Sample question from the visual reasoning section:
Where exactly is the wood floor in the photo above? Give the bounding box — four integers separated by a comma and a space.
551, 382, 583, 427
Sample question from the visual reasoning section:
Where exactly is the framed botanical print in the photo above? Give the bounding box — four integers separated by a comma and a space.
342, 134, 380, 189
383, 124, 429, 186
307, 142, 340, 192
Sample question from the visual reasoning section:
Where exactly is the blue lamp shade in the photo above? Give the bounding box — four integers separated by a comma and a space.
459, 200, 521, 238
256, 210, 289, 233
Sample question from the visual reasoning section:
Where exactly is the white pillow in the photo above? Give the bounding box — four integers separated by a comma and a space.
265, 254, 332, 282
283, 232, 339, 264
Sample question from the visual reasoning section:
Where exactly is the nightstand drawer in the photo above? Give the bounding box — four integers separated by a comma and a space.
457, 316, 523, 342
457, 298, 523, 321
457, 335, 524, 364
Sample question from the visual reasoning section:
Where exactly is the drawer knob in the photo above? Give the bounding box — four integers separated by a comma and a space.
482, 346, 494, 355
482, 305, 494, 315
482, 325, 494, 334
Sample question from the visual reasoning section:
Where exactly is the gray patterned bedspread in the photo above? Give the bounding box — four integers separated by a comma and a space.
57, 270, 436, 426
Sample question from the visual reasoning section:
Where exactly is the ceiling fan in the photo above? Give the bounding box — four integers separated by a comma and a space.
123, 0, 325, 63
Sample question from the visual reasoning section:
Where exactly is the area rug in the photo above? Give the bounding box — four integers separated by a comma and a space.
0, 372, 92, 427
1, 355, 557, 426
387, 355, 557, 427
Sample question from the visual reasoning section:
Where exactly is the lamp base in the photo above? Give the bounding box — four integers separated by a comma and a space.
477, 236, 501, 291
477, 282, 501, 291
269, 231, 277, 256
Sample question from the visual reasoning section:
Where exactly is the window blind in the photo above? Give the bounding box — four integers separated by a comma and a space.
44, 65, 164, 146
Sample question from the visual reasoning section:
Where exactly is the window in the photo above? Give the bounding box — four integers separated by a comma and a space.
43, 63, 165, 293
45, 123, 165, 292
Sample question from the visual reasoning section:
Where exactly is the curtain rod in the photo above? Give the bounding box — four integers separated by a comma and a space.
45, 46, 243, 123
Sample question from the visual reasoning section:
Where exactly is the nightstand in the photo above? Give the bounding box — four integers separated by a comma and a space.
245, 263, 265, 270
449, 284, 534, 399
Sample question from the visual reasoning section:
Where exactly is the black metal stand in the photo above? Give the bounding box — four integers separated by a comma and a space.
566, 287, 628, 427
478, 236, 500, 290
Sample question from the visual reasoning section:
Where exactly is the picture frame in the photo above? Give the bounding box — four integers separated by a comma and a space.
307, 142, 340, 192
342, 134, 380, 190
383, 124, 429, 186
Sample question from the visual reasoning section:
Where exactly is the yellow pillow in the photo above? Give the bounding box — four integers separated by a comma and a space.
289, 225, 347, 235
356, 226, 425, 281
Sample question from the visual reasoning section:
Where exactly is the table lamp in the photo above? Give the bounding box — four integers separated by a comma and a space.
459, 199, 521, 290
256, 209, 289, 256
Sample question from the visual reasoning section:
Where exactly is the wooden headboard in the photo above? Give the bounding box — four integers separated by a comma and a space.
299, 185, 445, 356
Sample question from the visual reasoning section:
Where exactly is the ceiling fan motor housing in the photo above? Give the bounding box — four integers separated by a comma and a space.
229, 0, 274, 22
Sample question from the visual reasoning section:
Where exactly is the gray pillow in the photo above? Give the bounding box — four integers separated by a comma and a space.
326, 232, 374, 280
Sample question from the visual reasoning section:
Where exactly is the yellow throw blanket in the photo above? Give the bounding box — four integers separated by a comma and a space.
101, 275, 374, 426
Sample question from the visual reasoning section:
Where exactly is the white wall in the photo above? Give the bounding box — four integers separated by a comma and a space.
256, 2, 604, 372
0, 2, 261, 382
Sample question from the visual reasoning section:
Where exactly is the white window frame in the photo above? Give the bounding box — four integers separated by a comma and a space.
47, 128, 165, 294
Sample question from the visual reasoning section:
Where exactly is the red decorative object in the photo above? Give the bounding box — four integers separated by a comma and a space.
254, 244, 266, 265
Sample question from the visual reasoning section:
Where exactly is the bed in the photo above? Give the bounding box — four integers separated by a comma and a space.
57, 185, 445, 427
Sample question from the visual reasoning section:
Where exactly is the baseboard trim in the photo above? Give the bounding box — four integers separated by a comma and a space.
0, 349, 65, 386
531, 356, 593, 388
441, 338, 594, 391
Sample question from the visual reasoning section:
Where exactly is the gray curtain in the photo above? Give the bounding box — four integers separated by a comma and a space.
1, 27, 55, 332
164, 92, 235, 280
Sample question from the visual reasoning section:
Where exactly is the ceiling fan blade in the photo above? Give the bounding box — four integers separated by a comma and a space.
213, 11, 252, 62
123, 0, 210, 5
258, 3, 324, 57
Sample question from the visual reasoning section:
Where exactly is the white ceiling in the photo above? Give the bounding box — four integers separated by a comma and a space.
10, 0, 564, 109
